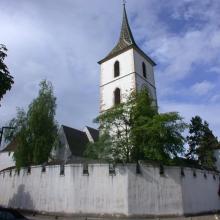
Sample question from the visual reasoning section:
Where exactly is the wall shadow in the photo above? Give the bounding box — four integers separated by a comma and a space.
8, 184, 34, 211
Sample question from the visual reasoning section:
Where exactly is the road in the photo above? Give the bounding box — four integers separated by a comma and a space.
24, 214, 220, 220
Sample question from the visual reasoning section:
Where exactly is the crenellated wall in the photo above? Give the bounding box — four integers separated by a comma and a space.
0, 163, 219, 217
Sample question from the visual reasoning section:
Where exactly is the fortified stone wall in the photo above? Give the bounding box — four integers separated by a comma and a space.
0, 163, 219, 217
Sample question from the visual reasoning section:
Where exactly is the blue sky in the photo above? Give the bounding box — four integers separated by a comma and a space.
0, 0, 220, 142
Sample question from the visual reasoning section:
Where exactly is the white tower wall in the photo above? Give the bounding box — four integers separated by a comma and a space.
100, 49, 135, 112
133, 50, 157, 102
100, 48, 157, 112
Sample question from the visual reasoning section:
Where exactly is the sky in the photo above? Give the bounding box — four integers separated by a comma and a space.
0, 0, 220, 143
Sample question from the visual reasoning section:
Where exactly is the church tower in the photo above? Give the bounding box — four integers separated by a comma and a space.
98, 4, 157, 112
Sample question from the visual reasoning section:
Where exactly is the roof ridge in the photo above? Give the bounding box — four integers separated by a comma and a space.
62, 125, 83, 132
85, 126, 98, 131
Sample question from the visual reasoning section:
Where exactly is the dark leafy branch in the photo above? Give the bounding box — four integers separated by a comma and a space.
0, 44, 14, 103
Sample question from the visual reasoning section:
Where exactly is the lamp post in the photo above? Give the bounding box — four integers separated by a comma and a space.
0, 127, 15, 146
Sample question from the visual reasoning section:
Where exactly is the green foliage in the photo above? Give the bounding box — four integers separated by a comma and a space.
14, 123, 30, 168
186, 116, 219, 169
85, 89, 187, 164
186, 116, 204, 160
4, 108, 30, 168
4, 80, 58, 168
0, 44, 14, 103
93, 101, 133, 163
84, 132, 112, 161
130, 90, 186, 162
4, 108, 27, 143
27, 80, 58, 164
129, 89, 157, 162
136, 112, 186, 163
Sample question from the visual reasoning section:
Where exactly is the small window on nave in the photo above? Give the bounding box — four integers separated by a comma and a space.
114, 88, 121, 105
142, 62, 147, 78
114, 61, 120, 78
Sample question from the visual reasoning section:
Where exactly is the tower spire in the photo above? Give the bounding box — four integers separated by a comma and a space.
120, 1, 136, 45
98, 2, 156, 66
103, 3, 136, 59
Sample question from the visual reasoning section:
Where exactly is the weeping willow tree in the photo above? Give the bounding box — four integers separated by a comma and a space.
4, 80, 58, 168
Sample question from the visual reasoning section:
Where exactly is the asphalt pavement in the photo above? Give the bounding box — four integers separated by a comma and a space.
24, 214, 220, 220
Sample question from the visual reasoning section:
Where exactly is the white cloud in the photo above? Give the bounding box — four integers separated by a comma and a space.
209, 67, 220, 74
143, 0, 220, 98
0, 0, 220, 139
191, 81, 215, 96
211, 95, 220, 103
153, 28, 220, 83
160, 101, 220, 138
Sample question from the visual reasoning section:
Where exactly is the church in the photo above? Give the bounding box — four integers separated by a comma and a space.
0, 4, 220, 217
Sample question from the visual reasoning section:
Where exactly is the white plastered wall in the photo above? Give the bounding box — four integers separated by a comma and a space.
133, 49, 157, 102
0, 164, 129, 216
127, 165, 183, 216
100, 48, 157, 112
0, 164, 219, 217
100, 49, 135, 112
181, 168, 220, 214
0, 152, 15, 171
51, 126, 72, 162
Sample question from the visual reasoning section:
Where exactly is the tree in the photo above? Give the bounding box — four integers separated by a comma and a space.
85, 132, 112, 161
186, 116, 203, 160
85, 89, 187, 164
134, 112, 186, 163
4, 80, 58, 168
130, 90, 186, 163
4, 108, 27, 142
89, 99, 133, 163
0, 44, 14, 103
186, 116, 219, 169
4, 108, 29, 168
129, 89, 158, 162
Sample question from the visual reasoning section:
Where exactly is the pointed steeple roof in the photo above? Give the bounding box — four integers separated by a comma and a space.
107, 4, 136, 56
98, 5, 156, 66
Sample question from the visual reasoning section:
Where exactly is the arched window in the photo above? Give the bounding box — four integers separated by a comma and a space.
114, 61, 120, 78
142, 62, 147, 78
114, 88, 121, 105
